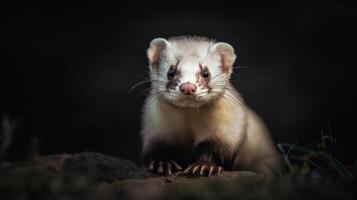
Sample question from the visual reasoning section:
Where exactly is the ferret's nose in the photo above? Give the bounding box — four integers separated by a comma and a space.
179, 82, 197, 95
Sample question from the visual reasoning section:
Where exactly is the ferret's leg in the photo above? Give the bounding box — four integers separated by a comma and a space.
143, 138, 188, 175
184, 140, 233, 176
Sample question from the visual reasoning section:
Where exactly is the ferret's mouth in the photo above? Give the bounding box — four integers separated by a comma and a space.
178, 98, 195, 103
170, 95, 207, 107
178, 95, 200, 102
171, 99, 199, 108
162, 91, 211, 108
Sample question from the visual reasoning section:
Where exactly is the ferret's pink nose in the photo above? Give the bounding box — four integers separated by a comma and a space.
179, 82, 197, 95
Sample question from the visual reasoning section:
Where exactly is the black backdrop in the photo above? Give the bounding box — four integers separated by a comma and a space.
1, 0, 357, 163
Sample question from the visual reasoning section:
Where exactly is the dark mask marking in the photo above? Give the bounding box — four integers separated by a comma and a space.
197, 64, 212, 92
166, 76, 179, 90
166, 61, 181, 90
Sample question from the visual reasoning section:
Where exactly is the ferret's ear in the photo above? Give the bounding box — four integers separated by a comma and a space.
147, 38, 170, 69
212, 42, 236, 73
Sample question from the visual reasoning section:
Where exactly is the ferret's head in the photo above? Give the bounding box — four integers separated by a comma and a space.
147, 36, 236, 108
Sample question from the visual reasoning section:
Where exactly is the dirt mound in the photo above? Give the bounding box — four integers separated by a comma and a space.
0, 152, 355, 200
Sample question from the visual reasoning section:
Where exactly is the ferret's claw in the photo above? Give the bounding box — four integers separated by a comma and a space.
171, 160, 182, 170
184, 164, 194, 174
149, 161, 155, 171
167, 162, 172, 175
192, 165, 200, 174
208, 166, 214, 176
148, 160, 182, 175
185, 162, 223, 176
200, 165, 207, 175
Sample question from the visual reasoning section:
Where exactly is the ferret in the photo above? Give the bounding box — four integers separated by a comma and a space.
140, 36, 281, 177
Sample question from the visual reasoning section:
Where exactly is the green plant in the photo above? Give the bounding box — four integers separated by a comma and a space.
277, 142, 355, 182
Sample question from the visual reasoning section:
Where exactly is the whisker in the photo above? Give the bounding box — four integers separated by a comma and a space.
138, 87, 153, 96
223, 92, 243, 106
131, 72, 151, 81
210, 72, 226, 81
128, 81, 153, 93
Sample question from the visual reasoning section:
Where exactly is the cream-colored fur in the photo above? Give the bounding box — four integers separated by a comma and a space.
141, 36, 281, 176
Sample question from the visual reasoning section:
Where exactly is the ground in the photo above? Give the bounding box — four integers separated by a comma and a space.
0, 152, 356, 200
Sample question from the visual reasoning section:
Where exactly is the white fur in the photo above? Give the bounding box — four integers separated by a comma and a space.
141, 36, 281, 176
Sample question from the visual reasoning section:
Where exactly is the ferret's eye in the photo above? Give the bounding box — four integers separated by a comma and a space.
201, 69, 210, 79
167, 67, 176, 79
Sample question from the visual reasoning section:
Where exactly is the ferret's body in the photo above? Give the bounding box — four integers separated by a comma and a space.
140, 36, 281, 177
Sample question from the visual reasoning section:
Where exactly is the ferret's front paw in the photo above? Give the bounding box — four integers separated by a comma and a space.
184, 162, 223, 176
148, 160, 182, 176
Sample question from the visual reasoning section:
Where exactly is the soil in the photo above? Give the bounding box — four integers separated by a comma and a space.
0, 152, 356, 200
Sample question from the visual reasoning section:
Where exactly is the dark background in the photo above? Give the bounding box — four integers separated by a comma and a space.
1, 0, 356, 164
